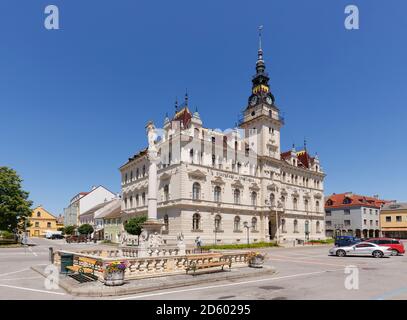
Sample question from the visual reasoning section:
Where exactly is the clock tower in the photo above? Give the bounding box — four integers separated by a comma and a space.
239, 27, 283, 160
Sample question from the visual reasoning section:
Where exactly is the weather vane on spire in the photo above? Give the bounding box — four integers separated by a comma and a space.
258, 25, 263, 50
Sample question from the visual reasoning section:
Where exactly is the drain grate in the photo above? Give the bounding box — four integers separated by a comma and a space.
259, 285, 284, 290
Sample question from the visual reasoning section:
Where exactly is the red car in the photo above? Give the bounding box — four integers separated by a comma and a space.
366, 238, 405, 255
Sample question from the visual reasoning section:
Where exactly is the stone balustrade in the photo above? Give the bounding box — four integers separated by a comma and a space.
53, 249, 251, 280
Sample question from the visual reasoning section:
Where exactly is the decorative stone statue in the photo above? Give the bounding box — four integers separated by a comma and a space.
146, 121, 157, 153
176, 232, 184, 245
149, 232, 162, 248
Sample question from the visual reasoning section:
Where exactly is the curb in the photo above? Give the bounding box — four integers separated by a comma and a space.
31, 265, 276, 297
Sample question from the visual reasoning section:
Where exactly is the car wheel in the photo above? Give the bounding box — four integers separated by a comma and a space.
336, 250, 346, 257
373, 250, 383, 258
391, 249, 398, 256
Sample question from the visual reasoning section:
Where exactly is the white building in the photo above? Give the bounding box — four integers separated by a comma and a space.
120, 38, 326, 245
325, 192, 387, 238
63, 185, 116, 226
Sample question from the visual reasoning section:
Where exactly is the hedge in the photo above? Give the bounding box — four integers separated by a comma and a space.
201, 241, 278, 250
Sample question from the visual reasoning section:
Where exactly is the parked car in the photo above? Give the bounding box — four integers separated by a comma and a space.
335, 236, 361, 247
365, 238, 405, 256
329, 242, 392, 258
50, 234, 64, 240
66, 235, 88, 243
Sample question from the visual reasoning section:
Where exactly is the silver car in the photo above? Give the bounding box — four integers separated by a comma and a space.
329, 242, 392, 258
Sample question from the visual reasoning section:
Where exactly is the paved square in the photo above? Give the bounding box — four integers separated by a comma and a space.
1, 238, 407, 300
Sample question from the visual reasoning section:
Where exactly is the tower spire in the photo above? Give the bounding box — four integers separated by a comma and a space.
184, 89, 188, 107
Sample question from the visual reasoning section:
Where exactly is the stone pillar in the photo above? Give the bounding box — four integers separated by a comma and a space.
138, 121, 164, 257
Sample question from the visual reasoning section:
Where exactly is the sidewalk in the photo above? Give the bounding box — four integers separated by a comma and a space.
32, 264, 275, 297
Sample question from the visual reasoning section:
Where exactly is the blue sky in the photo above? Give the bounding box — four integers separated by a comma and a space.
1, 0, 406, 215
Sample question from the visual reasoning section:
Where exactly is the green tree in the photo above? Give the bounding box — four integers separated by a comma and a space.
124, 215, 147, 243
0, 167, 32, 232
64, 225, 76, 235
77, 224, 94, 235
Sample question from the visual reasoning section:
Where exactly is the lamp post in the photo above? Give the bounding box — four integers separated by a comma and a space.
243, 221, 250, 245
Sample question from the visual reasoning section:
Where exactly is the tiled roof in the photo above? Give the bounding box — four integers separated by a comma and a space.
173, 107, 192, 128
381, 202, 407, 211
280, 149, 315, 169
325, 193, 388, 209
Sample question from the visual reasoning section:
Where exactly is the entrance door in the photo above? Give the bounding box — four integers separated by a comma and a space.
34, 230, 39, 237
269, 219, 276, 240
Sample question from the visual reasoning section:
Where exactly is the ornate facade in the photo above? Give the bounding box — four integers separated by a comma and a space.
120, 37, 326, 245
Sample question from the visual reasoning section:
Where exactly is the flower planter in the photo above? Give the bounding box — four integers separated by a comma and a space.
249, 257, 264, 268
104, 270, 125, 286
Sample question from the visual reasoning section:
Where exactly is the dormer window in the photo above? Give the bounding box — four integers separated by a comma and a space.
326, 199, 333, 206
343, 197, 352, 204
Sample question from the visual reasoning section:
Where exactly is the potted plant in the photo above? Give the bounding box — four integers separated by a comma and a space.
248, 251, 266, 268
104, 261, 128, 286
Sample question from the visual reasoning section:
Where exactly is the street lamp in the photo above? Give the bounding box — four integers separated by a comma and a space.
243, 221, 250, 245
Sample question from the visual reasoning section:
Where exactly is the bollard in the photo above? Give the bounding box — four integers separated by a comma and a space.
49, 247, 54, 263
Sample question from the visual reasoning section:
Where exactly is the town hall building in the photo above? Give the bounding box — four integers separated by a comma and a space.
119, 36, 326, 245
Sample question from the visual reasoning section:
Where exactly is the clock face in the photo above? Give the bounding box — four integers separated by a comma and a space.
250, 96, 258, 106
266, 96, 273, 105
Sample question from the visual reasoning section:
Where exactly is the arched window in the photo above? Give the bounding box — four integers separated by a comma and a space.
316, 221, 321, 233
192, 183, 201, 200
124, 197, 128, 209
294, 219, 298, 233
214, 186, 221, 202
130, 171, 133, 181
251, 192, 257, 206
270, 193, 275, 206
164, 185, 169, 201
125, 173, 128, 183
136, 168, 139, 179
192, 213, 201, 230
281, 196, 286, 208
315, 201, 320, 213
142, 165, 146, 177
190, 149, 194, 163
234, 216, 241, 231
304, 199, 309, 211
293, 197, 298, 210
281, 219, 286, 233
142, 192, 146, 206
234, 189, 241, 204
164, 214, 169, 231
135, 194, 139, 206
37, 211, 41, 217
129, 196, 133, 208
214, 215, 222, 231
251, 217, 257, 231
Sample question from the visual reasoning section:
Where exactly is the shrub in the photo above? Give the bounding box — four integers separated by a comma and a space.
0, 230, 15, 239
77, 224, 94, 235
124, 215, 147, 236
201, 241, 278, 250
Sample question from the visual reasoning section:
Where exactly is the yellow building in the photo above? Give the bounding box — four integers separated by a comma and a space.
27, 206, 59, 237
380, 203, 407, 239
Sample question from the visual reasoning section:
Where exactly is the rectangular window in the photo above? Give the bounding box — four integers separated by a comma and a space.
344, 220, 351, 226
396, 216, 402, 222
344, 209, 350, 215
325, 210, 331, 216
35, 222, 39, 227
47, 222, 51, 228
325, 221, 332, 227
386, 216, 391, 222
364, 219, 367, 225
